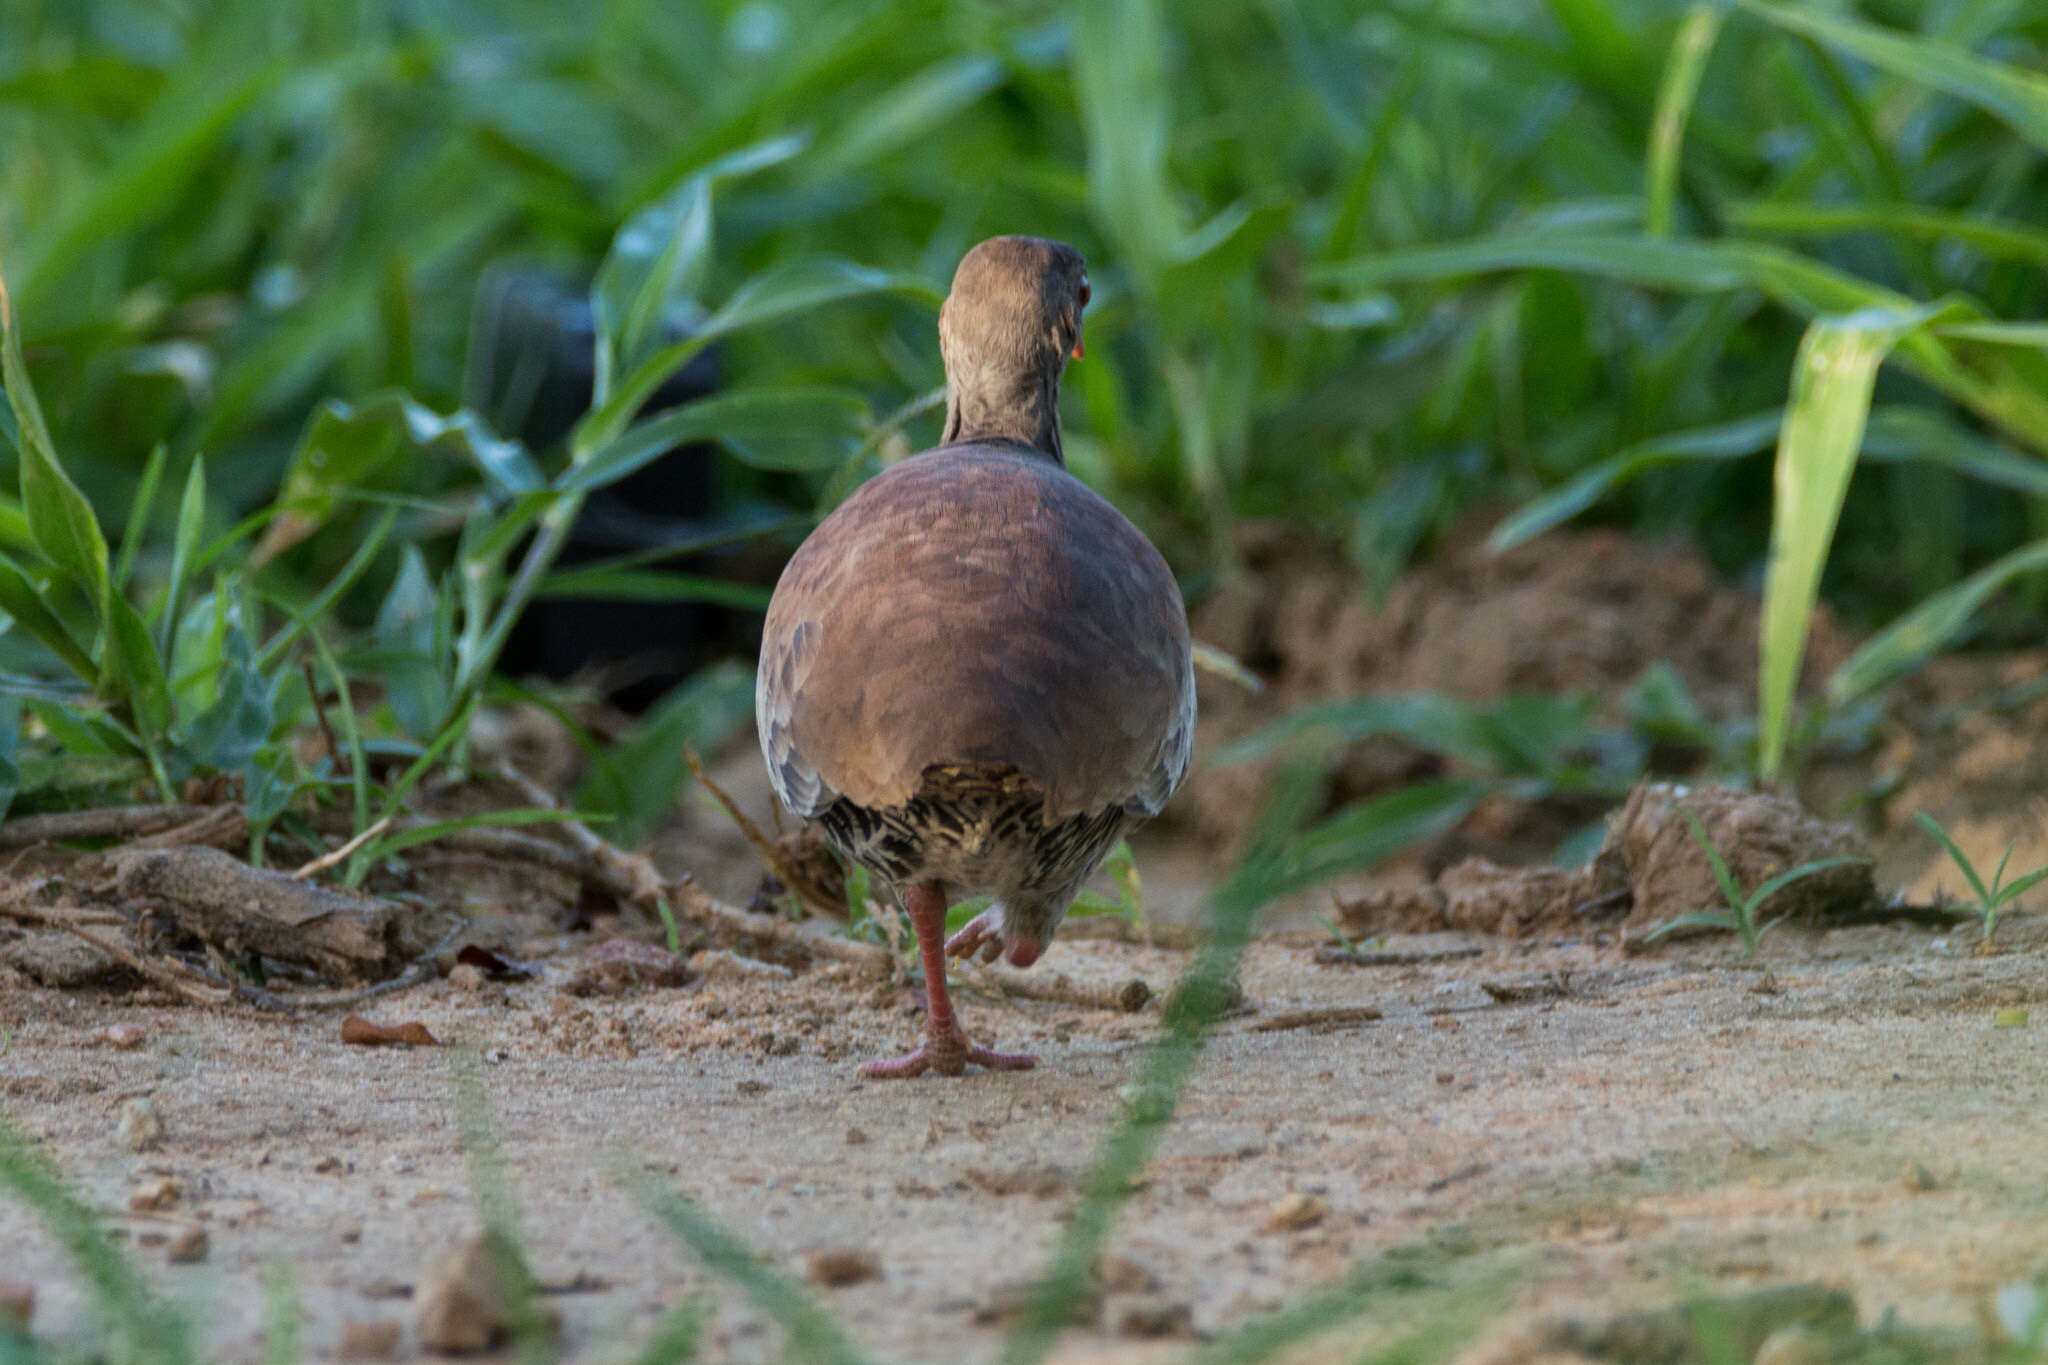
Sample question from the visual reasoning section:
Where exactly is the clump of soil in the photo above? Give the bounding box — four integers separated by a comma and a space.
1333, 781, 1876, 944
1180, 519, 1855, 861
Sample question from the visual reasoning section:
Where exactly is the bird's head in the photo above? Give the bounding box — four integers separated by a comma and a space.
939, 235, 1090, 384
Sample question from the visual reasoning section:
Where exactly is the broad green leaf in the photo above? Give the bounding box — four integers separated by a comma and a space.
1742, 2, 2048, 154
254, 393, 538, 564
173, 611, 270, 775
565, 387, 869, 492
1757, 303, 1955, 780
1645, 5, 1722, 238
102, 594, 171, 738
1829, 538, 2048, 706
375, 547, 451, 742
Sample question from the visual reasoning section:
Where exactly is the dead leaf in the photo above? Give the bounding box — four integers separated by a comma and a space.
341, 1015, 439, 1047
454, 945, 535, 981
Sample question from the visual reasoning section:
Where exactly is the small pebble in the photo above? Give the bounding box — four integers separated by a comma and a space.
0, 1282, 32, 1328
336, 1319, 402, 1360
1903, 1162, 1938, 1193
1263, 1191, 1329, 1233
1432, 1015, 1459, 1031
415, 1233, 557, 1352
128, 1176, 181, 1211
1108, 1293, 1194, 1339
166, 1226, 208, 1264
844, 1127, 868, 1146
313, 1154, 345, 1174
93, 1024, 148, 1050
116, 1098, 162, 1152
806, 1248, 881, 1287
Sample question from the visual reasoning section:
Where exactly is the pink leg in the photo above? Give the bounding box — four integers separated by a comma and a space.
860, 883, 1038, 1079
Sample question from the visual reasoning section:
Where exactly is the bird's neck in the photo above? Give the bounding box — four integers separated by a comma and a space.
941, 365, 1064, 464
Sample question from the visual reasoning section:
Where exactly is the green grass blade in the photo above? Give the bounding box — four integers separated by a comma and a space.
531, 567, 771, 609
159, 457, 207, 663
1742, 1, 2048, 154
1279, 781, 1487, 897
1645, 5, 1723, 238
112, 442, 169, 593
254, 504, 399, 672
1741, 856, 1864, 919
1315, 232, 1745, 293
1990, 864, 2048, 911
1756, 305, 1952, 781
642, 1183, 870, 1365
350, 808, 588, 864
0, 1115, 195, 1364
575, 261, 936, 459
1488, 410, 1783, 550
1644, 909, 1740, 940
563, 387, 870, 492
11, 60, 284, 317
1678, 808, 1745, 911
814, 55, 1006, 176
1914, 812, 1994, 909
1829, 538, 2048, 706
1725, 200, 2048, 265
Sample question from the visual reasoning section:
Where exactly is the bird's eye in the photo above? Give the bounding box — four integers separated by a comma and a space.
1078, 281, 1091, 306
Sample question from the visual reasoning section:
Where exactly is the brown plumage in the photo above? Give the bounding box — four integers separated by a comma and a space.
756, 236, 1194, 1078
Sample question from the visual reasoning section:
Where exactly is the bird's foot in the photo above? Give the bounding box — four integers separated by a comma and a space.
944, 912, 1005, 964
857, 1023, 1038, 1079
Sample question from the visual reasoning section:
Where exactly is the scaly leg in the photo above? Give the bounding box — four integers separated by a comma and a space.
859, 882, 1038, 1079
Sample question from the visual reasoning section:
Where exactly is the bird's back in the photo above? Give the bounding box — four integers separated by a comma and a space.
757, 441, 1192, 826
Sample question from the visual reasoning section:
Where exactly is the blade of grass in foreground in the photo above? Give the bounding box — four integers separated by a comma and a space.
1645, 4, 1723, 238
641, 1183, 870, 1365
0, 1116, 194, 1364
1756, 303, 1952, 781
999, 763, 1327, 1365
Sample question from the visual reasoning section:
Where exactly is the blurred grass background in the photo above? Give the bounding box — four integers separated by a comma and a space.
2, 0, 2048, 814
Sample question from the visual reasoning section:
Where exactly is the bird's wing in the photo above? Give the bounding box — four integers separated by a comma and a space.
756, 615, 838, 819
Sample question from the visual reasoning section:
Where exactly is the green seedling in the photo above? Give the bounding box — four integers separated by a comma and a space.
1915, 811, 2048, 946
1647, 808, 1863, 957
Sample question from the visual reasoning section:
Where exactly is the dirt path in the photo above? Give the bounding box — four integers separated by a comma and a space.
6, 912, 2044, 1362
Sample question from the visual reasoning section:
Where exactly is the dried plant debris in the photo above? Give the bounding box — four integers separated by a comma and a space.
340, 1015, 439, 1047
108, 846, 401, 980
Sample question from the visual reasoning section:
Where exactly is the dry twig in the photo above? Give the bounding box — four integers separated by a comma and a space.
0, 805, 232, 851
682, 746, 843, 916
291, 817, 392, 880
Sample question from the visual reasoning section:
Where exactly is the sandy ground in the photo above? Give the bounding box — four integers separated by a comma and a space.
5, 907, 2045, 1362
